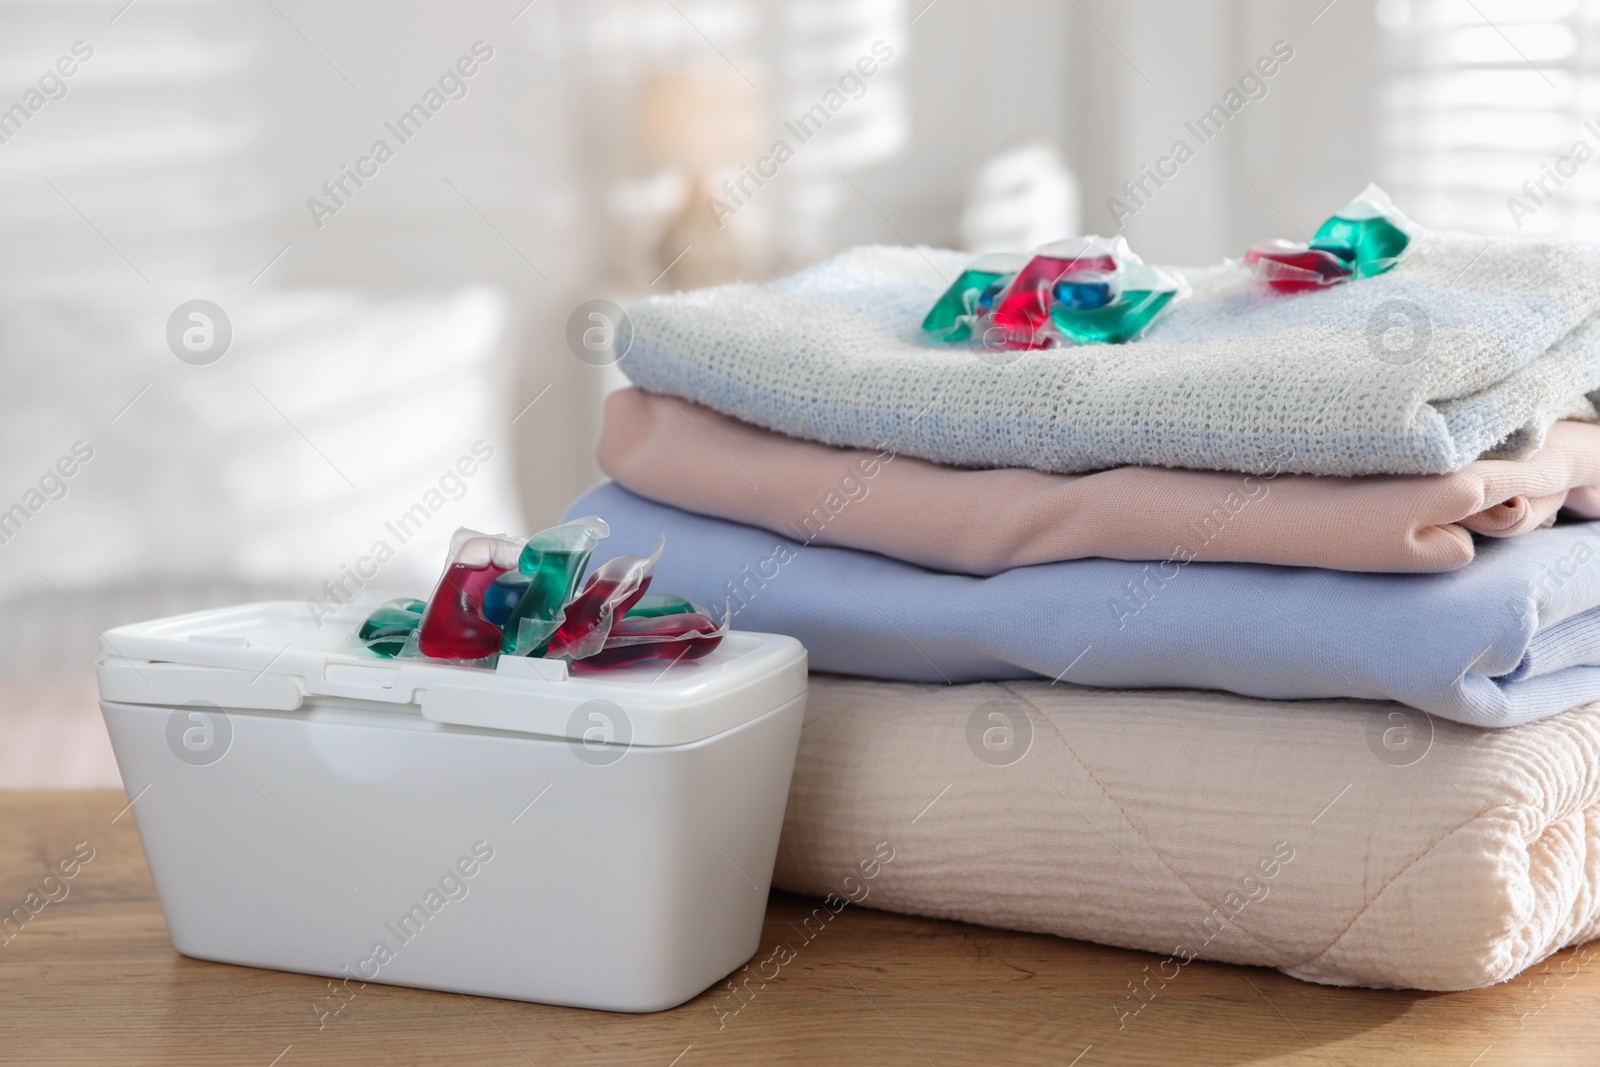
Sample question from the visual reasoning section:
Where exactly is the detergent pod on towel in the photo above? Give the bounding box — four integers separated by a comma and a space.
919, 252, 1029, 342
359, 520, 722, 671
924, 236, 1187, 348
1047, 258, 1186, 344
1244, 183, 1416, 292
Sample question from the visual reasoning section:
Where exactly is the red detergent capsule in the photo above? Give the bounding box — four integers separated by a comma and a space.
991, 242, 1119, 333
1244, 239, 1353, 293
543, 541, 663, 661
416, 529, 524, 661
572, 612, 726, 672
417, 561, 514, 660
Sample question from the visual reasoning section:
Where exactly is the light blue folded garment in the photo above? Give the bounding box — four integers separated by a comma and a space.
620, 239, 1600, 476
570, 482, 1600, 727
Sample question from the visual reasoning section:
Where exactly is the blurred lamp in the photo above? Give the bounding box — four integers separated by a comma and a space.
639, 67, 763, 289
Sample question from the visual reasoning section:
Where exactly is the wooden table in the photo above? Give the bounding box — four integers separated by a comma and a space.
4, 791, 1598, 1066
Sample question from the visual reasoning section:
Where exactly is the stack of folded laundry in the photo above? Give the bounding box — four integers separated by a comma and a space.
567, 188, 1600, 991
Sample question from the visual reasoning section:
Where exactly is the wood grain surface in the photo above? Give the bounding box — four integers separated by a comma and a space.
2, 790, 1597, 1066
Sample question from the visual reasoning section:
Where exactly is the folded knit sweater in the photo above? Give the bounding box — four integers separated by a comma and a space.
620, 236, 1600, 476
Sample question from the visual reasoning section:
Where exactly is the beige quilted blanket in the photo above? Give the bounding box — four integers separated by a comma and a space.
773, 674, 1600, 991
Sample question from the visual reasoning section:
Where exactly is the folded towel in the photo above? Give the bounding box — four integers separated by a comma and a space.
777, 673, 1600, 991
598, 387, 1600, 574
570, 482, 1600, 726
620, 239, 1600, 476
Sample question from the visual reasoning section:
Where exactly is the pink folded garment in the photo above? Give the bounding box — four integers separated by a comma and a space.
597, 387, 1600, 574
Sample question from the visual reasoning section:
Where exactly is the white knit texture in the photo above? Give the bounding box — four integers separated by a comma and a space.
623, 236, 1600, 475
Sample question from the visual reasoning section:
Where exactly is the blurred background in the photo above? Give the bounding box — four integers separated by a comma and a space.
0, 0, 1589, 786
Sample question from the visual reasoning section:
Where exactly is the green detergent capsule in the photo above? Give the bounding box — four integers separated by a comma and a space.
358, 597, 426, 658
499, 516, 610, 655
921, 253, 1027, 341
1312, 185, 1413, 278
625, 593, 701, 619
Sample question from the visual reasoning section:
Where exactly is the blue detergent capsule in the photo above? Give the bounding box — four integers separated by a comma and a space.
481, 571, 532, 628
1052, 273, 1115, 311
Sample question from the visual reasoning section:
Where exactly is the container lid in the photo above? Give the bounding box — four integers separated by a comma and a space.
97, 599, 807, 747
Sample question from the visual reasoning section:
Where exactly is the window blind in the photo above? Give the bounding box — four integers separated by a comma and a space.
1377, 0, 1600, 236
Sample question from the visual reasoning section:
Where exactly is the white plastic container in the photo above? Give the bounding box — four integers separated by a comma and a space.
96, 599, 807, 1012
